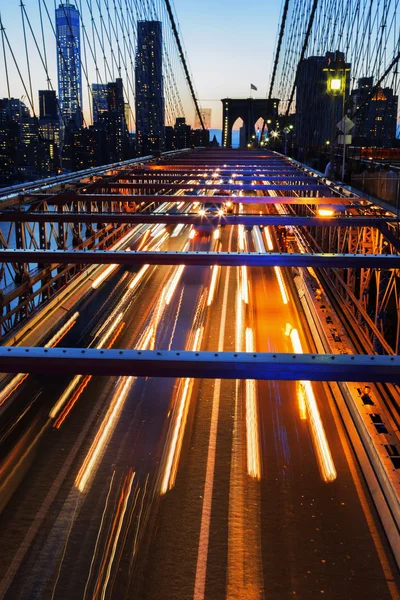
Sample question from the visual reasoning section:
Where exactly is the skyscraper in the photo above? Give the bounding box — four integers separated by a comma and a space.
39, 90, 58, 120
350, 77, 398, 147
38, 90, 60, 170
295, 51, 350, 148
56, 2, 82, 129
135, 21, 165, 155
91, 83, 108, 124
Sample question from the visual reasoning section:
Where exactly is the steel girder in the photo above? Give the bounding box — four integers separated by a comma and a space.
84, 182, 330, 192
298, 216, 400, 354
0, 346, 400, 383
26, 194, 347, 206
98, 174, 313, 182
1, 249, 400, 268
1, 347, 400, 382
0, 213, 393, 227
0, 216, 134, 340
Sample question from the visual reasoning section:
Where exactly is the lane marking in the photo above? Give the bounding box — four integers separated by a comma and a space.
193, 261, 232, 600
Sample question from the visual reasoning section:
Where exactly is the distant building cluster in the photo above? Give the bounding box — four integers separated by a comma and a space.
295, 51, 398, 150
0, 4, 211, 186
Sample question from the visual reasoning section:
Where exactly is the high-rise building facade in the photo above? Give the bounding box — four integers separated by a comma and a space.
135, 21, 165, 155
295, 51, 350, 148
56, 2, 82, 128
38, 90, 60, 170
350, 77, 398, 147
39, 90, 58, 120
0, 98, 40, 180
90, 78, 129, 162
92, 83, 108, 123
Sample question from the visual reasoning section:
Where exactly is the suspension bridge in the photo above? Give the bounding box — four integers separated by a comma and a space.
0, 1, 400, 599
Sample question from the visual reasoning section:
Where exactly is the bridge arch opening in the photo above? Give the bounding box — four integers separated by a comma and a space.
232, 117, 244, 148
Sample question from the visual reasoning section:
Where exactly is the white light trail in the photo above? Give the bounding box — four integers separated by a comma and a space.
207, 265, 220, 307
171, 223, 184, 238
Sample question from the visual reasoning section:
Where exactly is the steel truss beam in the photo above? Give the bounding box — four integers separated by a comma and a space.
1, 250, 399, 268
27, 195, 345, 205
107, 175, 312, 182
82, 182, 330, 192
130, 170, 301, 176
1, 347, 399, 382
0, 212, 393, 228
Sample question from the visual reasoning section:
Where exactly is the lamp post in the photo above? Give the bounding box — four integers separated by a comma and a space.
323, 55, 350, 181
283, 124, 293, 155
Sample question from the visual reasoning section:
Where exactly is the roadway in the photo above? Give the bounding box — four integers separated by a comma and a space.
0, 158, 398, 599
139, 202, 399, 600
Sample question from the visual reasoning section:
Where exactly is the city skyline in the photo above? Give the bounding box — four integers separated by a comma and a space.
0, 1, 282, 130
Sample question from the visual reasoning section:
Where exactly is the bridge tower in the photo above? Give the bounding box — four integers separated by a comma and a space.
221, 97, 279, 147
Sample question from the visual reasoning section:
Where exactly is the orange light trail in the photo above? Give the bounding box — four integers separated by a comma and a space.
289, 327, 337, 482
136, 229, 151, 250
241, 265, 249, 304
54, 375, 93, 429
297, 382, 307, 420
0, 373, 29, 407
245, 327, 261, 479
160, 325, 203, 495
274, 266, 289, 305
264, 226, 274, 250
44, 312, 79, 347
238, 224, 245, 251
129, 264, 150, 290
75, 376, 135, 492
1, 312, 79, 407
92, 470, 135, 599
165, 265, 185, 305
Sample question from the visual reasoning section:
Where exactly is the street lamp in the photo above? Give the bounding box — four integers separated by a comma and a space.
323, 55, 350, 180
283, 125, 294, 155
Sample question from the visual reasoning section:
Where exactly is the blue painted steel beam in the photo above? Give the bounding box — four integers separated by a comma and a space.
0, 249, 399, 268
28, 194, 343, 205
131, 170, 301, 176
90, 182, 330, 192
0, 347, 398, 382
0, 212, 393, 228
109, 175, 312, 182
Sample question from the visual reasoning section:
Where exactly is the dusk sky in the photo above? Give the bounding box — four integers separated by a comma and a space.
0, 1, 282, 130
173, 0, 282, 128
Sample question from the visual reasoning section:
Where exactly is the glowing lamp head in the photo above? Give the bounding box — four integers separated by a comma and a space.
199, 208, 206, 216
330, 78, 342, 92
218, 209, 224, 216
226, 201, 232, 207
